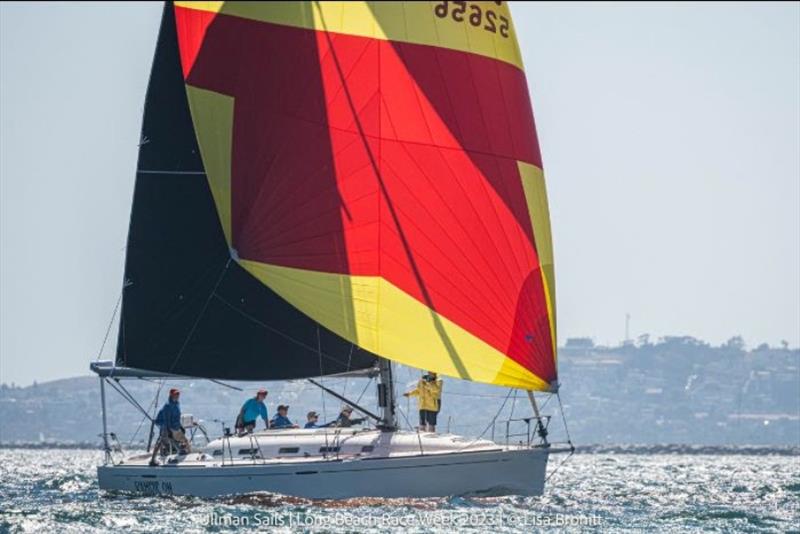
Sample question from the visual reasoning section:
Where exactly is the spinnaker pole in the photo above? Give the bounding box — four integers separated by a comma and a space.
527, 390, 549, 446
307, 378, 383, 424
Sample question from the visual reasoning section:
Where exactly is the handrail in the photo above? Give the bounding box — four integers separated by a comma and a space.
494, 415, 551, 448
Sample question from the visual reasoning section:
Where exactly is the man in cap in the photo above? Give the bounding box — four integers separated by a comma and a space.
330, 405, 367, 428
270, 405, 299, 429
149, 387, 190, 466
236, 388, 269, 434
304, 411, 321, 428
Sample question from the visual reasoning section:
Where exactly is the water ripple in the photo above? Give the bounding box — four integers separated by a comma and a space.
0, 449, 798, 533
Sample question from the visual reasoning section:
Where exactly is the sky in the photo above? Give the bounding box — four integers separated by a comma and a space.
1, 2, 798, 386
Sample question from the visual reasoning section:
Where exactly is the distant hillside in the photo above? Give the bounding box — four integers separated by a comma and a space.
558, 336, 799, 445
1, 337, 798, 447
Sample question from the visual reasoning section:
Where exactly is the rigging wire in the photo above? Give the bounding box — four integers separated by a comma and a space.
438, 390, 520, 399
354, 376, 374, 406
538, 391, 554, 412
214, 291, 358, 368
104, 379, 154, 423
208, 379, 243, 392
396, 398, 425, 455
508, 388, 519, 421
95, 289, 123, 361
128, 386, 162, 448
556, 391, 574, 446
455, 388, 514, 452
145, 381, 163, 452
168, 258, 231, 373
544, 391, 576, 485
341, 343, 355, 400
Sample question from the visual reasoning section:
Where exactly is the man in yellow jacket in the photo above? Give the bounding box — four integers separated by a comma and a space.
403, 371, 443, 432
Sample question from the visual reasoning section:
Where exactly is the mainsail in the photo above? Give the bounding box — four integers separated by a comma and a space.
118, 1, 557, 391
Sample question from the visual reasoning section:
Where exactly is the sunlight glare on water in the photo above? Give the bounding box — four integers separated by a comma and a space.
0, 449, 798, 533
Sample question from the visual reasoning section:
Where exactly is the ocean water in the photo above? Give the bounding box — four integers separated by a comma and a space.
0, 449, 798, 533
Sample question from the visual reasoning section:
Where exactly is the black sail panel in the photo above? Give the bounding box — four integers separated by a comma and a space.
116, 3, 376, 379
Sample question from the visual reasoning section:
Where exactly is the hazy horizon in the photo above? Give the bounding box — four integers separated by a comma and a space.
2, 2, 799, 386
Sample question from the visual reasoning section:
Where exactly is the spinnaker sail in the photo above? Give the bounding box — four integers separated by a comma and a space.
118, 1, 557, 391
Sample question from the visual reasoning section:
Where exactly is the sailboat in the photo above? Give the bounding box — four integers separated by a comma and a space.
93, 0, 570, 499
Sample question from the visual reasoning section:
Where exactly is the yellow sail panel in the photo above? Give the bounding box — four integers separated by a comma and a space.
240, 260, 551, 391
519, 162, 557, 360
185, 85, 234, 245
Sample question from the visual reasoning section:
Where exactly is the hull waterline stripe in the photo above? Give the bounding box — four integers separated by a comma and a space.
110, 447, 514, 470
112, 458, 514, 480
103, 448, 548, 479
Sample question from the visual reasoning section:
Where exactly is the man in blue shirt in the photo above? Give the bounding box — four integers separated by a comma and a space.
149, 388, 190, 466
304, 411, 320, 428
236, 389, 269, 434
270, 405, 299, 429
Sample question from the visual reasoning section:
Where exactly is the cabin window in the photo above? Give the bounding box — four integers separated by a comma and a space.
212, 450, 223, 456
361, 445, 374, 453
278, 447, 299, 454
319, 446, 340, 453
239, 448, 259, 455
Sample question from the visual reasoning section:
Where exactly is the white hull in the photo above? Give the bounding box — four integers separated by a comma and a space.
98, 429, 550, 499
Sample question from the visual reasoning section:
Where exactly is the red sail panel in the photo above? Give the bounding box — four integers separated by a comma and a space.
173, 3, 556, 389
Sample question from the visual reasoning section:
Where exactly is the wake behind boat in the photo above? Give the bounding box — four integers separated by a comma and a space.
93, 0, 572, 499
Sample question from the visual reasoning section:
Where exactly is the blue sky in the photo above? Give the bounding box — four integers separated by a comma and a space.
1, 2, 798, 385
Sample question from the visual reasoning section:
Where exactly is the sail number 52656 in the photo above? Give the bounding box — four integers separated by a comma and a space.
434, 1, 510, 38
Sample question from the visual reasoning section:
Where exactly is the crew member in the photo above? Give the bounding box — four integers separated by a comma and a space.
330, 405, 366, 428
304, 411, 320, 428
236, 388, 269, 433
404, 371, 443, 432
149, 388, 190, 466
270, 405, 299, 429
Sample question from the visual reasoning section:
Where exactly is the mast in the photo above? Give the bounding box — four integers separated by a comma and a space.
377, 359, 397, 430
